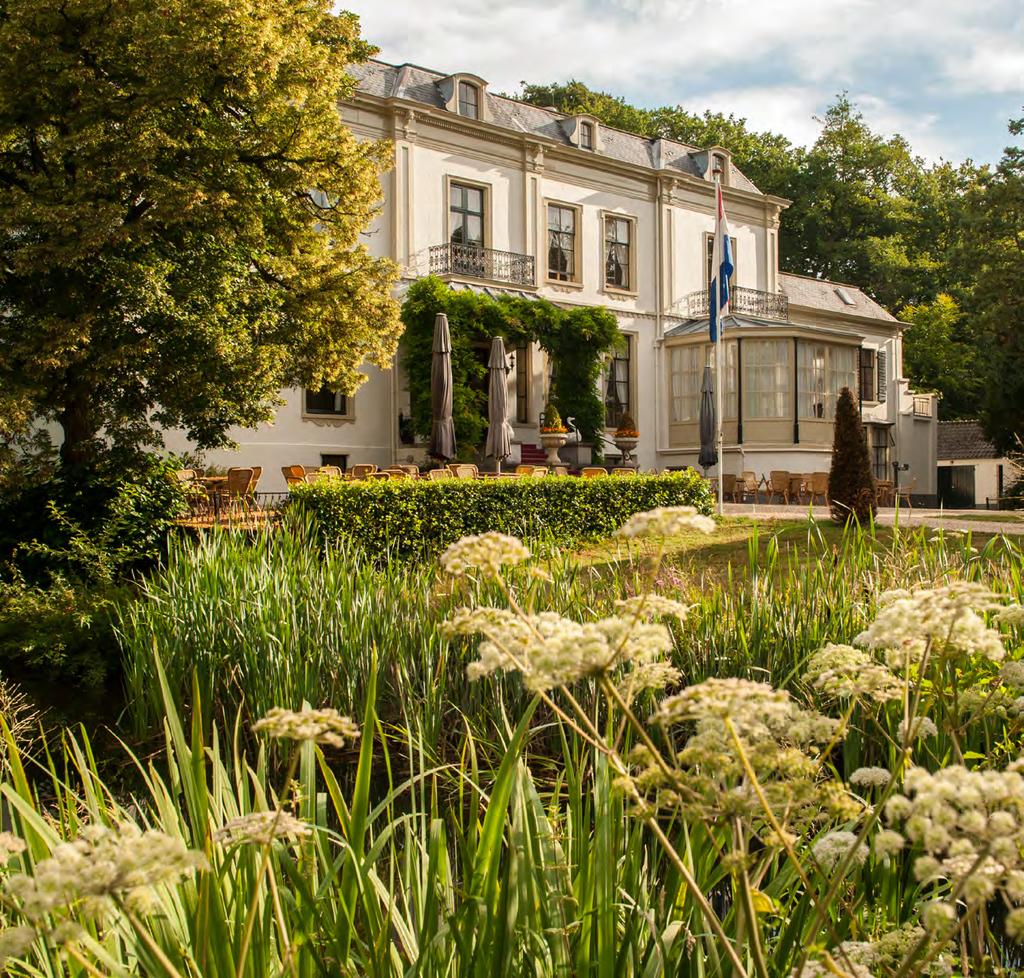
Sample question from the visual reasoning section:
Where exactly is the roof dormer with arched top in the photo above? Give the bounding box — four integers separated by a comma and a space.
438, 73, 490, 123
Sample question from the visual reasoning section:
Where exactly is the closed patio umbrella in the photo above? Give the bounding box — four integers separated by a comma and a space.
484, 336, 514, 473
430, 313, 457, 461
698, 364, 718, 473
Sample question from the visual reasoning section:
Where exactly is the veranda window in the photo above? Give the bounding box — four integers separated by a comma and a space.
669, 346, 703, 423
723, 341, 738, 419
742, 339, 790, 419
830, 346, 858, 412
798, 343, 827, 419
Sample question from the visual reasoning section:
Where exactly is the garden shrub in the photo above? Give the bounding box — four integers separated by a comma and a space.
290, 470, 713, 557
0, 454, 188, 686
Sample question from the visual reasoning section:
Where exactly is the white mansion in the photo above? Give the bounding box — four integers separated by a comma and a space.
165, 58, 938, 500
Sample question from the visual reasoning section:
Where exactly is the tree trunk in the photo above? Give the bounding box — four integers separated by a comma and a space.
58, 386, 98, 469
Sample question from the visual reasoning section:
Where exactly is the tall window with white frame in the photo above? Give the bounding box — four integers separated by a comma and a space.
580, 121, 594, 150
705, 234, 737, 292
457, 81, 479, 119
547, 205, 576, 282
604, 335, 632, 429
450, 183, 485, 276
860, 348, 877, 401
515, 344, 529, 423
604, 216, 632, 291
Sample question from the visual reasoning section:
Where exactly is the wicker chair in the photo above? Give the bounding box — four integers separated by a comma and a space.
350, 463, 377, 480
580, 466, 608, 478
426, 468, 452, 481
809, 472, 829, 505
317, 466, 342, 480
788, 474, 806, 505
611, 467, 636, 477
281, 465, 306, 487
389, 465, 420, 478
722, 473, 740, 502
740, 471, 761, 503
449, 463, 479, 479
514, 464, 535, 477
551, 466, 569, 477
219, 468, 255, 519
896, 478, 916, 511
366, 471, 395, 480
766, 470, 791, 504
530, 467, 548, 478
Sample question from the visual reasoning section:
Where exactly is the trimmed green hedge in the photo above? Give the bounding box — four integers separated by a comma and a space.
290, 471, 713, 557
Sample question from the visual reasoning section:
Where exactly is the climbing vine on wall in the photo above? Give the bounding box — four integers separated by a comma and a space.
400, 277, 621, 452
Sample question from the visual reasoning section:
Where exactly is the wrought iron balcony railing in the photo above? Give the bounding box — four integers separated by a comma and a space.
683, 286, 789, 322
428, 243, 536, 287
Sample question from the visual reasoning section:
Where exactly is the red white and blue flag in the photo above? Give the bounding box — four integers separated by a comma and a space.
709, 182, 734, 343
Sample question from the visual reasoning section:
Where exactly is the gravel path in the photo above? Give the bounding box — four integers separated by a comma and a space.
720, 503, 1024, 536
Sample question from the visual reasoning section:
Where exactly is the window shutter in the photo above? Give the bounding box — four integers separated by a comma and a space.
877, 351, 887, 402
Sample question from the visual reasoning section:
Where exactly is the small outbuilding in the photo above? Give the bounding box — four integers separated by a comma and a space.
936, 420, 1011, 509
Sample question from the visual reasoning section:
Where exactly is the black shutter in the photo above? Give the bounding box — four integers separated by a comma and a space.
877, 351, 887, 402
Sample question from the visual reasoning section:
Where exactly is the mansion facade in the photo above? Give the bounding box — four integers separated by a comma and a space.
165, 58, 938, 501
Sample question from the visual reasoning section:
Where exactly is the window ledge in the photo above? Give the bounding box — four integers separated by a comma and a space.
545, 279, 584, 291
302, 414, 356, 426
602, 286, 639, 299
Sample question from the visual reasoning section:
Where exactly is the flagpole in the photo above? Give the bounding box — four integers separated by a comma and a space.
714, 176, 724, 518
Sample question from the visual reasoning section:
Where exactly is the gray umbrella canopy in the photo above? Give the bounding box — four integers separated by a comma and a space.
484, 337, 514, 471
430, 313, 457, 461
698, 364, 718, 472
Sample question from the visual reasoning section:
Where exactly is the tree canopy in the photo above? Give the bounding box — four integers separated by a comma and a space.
517, 81, 1023, 449
0, 0, 401, 468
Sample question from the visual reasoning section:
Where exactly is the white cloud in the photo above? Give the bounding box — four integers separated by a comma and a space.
343, 0, 1021, 160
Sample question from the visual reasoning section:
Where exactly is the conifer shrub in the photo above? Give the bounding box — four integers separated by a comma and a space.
828, 386, 877, 523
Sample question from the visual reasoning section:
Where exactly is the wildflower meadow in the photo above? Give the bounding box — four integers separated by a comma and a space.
0, 511, 1022, 977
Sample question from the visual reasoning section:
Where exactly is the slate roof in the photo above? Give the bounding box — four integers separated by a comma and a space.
779, 273, 896, 323
348, 60, 761, 195
937, 421, 1000, 460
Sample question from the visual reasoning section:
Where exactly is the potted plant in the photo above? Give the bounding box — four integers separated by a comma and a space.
613, 413, 640, 466
539, 403, 569, 465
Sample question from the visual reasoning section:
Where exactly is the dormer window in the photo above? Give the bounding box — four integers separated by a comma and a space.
458, 81, 479, 119
580, 121, 594, 150
705, 147, 731, 186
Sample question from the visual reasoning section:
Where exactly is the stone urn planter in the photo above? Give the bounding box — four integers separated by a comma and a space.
613, 436, 638, 466
540, 431, 568, 465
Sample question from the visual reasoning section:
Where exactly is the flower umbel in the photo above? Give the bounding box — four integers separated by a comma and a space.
855, 583, 1006, 667
439, 533, 531, 578
252, 707, 359, 748
215, 812, 312, 847
4, 823, 207, 921
615, 506, 716, 539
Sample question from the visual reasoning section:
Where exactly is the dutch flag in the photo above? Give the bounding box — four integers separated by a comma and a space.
709, 181, 734, 343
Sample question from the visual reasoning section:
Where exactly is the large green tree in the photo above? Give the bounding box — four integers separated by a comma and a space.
0, 0, 400, 467
899, 294, 980, 419
970, 118, 1024, 453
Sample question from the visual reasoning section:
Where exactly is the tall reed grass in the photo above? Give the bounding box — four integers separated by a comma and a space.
1, 517, 1022, 976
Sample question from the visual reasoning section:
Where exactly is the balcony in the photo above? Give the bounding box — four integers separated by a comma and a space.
683, 286, 789, 322
428, 243, 536, 288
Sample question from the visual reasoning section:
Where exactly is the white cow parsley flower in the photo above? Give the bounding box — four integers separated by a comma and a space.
615, 506, 716, 538
252, 707, 359, 748
440, 533, 531, 578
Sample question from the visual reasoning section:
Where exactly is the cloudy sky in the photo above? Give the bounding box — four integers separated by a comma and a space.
344, 0, 1022, 165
